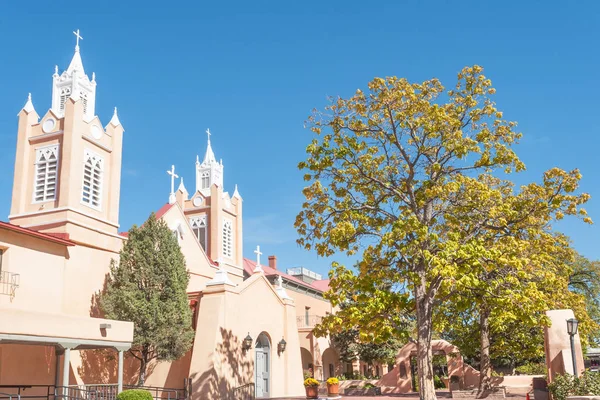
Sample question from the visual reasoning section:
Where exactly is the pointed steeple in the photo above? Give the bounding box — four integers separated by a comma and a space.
178, 177, 188, 194
109, 107, 121, 127
67, 48, 86, 75
196, 128, 224, 194
22, 93, 35, 114
51, 30, 96, 120
202, 128, 217, 165
233, 184, 242, 200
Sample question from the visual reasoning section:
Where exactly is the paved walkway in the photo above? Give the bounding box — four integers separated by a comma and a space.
268, 391, 528, 399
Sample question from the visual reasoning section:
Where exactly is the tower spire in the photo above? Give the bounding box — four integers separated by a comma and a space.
203, 128, 217, 164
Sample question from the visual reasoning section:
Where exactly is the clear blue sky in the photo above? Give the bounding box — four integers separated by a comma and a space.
1, 1, 599, 276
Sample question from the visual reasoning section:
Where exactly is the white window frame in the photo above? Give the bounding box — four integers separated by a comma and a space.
32, 144, 59, 204
201, 171, 210, 189
81, 149, 104, 210
222, 218, 234, 259
189, 215, 207, 251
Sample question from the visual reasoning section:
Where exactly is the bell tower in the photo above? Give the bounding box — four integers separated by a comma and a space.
9, 31, 124, 251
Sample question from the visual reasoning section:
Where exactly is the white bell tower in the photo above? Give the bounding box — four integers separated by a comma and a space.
195, 128, 224, 196
51, 29, 97, 121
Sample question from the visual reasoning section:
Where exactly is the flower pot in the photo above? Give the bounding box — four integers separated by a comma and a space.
327, 383, 339, 396
305, 386, 319, 399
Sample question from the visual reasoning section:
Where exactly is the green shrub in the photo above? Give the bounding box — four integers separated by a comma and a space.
515, 362, 546, 375
434, 375, 446, 389
548, 372, 600, 400
116, 390, 153, 400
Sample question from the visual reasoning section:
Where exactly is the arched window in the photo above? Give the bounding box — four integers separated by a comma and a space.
201, 171, 210, 189
34, 145, 59, 202
189, 216, 207, 251
81, 149, 103, 209
222, 219, 233, 258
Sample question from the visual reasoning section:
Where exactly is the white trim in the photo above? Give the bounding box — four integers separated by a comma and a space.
0, 333, 131, 351
8, 206, 120, 228
28, 131, 64, 144
222, 218, 234, 259
32, 144, 59, 204
81, 148, 104, 211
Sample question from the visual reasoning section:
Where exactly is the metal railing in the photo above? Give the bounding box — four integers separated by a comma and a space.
0, 270, 20, 300
0, 385, 184, 400
0, 385, 54, 400
297, 314, 323, 328
232, 383, 255, 400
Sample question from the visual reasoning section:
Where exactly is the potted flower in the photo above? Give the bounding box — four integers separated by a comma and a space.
304, 377, 319, 399
326, 377, 339, 396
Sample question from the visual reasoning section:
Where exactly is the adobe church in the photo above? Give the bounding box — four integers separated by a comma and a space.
0, 32, 340, 399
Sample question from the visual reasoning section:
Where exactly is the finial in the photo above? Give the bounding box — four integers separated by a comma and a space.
54, 65, 59, 75
275, 274, 291, 300
109, 107, 122, 127
22, 93, 35, 114
73, 29, 83, 51
92, 72, 96, 82
233, 184, 242, 199
178, 177, 188, 194
206, 128, 211, 143
196, 155, 200, 164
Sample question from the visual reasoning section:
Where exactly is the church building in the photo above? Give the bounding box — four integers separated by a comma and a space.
0, 33, 341, 399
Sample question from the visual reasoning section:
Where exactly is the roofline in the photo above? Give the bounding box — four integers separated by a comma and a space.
0, 221, 76, 246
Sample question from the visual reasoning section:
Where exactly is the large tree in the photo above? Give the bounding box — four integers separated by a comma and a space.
296, 66, 590, 399
101, 213, 195, 385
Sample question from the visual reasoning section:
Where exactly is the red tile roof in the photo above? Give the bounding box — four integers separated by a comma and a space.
243, 258, 329, 293
155, 203, 175, 219
311, 279, 330, 292
0, 221, 76, 246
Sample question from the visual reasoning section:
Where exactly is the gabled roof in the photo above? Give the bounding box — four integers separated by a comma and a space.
0, 221, 75, 246
242, 258, 329, 293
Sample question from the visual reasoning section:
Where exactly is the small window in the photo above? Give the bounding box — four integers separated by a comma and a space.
222, 219, 233, 258
190, 216, 207, 251
201, 171, 210, 189
59, 87, 71, 113
81, 149, 103, 209
34, 145, 59, 202
305, 307, 310, 326
81, 92, 88, 114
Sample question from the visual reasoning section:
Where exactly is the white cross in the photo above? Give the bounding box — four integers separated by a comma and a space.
167, 165, 179, 195
254, 245, 263, 266
206, 128, 211, 142
73, 29, 83, 49
276, 275, 283, 288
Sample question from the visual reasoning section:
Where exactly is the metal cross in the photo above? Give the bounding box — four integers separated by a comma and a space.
254, 245, 263, 266
206, 128, 211, 142
167, 165, 179, 195
73, 29, 83, 48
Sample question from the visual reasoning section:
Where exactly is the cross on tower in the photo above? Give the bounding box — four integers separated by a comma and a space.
167, 165, 179, 204
254, 245, 262, 266
206, 128, 211, 142
73, 29, 83, 49
253, 245, 264, 273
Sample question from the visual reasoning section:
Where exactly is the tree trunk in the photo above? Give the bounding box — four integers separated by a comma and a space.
138, 347, 149, 386
415, 282, 436, 400
477, 308, 492, 398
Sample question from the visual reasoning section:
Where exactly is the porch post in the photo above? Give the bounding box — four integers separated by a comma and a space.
62, 347, 71, 397
54, 347, 63, 388
117, 350, 124, 393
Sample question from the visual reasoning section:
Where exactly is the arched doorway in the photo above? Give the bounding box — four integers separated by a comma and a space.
322, 348, 338, 379
255, 333, 271, 398
301, 347, 313, 376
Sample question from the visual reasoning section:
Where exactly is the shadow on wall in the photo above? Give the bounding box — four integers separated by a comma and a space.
78, 348, 143, 385
191, 328, 254, 399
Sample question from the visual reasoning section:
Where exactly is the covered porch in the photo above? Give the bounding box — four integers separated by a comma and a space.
0, 308, 133, 398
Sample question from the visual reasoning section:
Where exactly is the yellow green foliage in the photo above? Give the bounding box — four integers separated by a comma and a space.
296, 65, 592, 398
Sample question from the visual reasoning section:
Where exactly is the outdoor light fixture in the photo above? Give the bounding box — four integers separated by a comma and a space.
243, 333, 253, 350
566, 318, 579, 377
278, 338, 287, 353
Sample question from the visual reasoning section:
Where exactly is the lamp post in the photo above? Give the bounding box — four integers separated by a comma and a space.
567, 318, 579, 377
